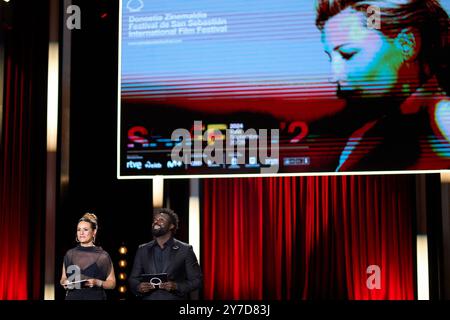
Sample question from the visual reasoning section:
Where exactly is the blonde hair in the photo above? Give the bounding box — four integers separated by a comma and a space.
78, 212, 98, 230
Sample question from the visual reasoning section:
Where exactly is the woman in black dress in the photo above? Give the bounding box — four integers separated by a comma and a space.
60, 213, 116, 300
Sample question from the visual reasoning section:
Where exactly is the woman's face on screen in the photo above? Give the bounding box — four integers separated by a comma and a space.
322, 9, 405, 100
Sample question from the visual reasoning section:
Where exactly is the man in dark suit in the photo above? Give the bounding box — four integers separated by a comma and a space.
129, 208, 202, 300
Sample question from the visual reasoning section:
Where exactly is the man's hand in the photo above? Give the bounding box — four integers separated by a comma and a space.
137, 282, 155, 293
160, 281, 177, 292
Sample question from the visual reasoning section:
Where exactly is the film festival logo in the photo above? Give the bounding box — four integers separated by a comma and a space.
171, 121, 280, 174
127, 0, 145, 13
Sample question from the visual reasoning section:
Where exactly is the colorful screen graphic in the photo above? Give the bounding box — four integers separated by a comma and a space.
118, 0, 450, 177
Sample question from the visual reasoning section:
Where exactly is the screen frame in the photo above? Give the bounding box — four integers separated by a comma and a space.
116, 0, 450, 179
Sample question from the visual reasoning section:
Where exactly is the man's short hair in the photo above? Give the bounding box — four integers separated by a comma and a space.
153, 207, 179, 233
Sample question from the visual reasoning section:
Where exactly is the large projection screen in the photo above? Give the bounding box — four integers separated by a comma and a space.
118, 0, 450, 178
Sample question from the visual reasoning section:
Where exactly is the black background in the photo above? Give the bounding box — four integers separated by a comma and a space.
55, 0, 191, 300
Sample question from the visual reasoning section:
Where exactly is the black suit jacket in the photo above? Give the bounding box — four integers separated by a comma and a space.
129, 238, 202, 300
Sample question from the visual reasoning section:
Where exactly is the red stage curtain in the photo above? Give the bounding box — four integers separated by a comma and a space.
202, 175, 415, 300
0, 1, 48, 299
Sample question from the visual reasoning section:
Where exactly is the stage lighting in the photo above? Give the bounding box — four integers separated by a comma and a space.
119, 246, 127, 255
119, 260, 127, 268
119, 286, 127, 293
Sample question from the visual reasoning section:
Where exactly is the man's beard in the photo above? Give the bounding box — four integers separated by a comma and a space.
152, 225, 170, 237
